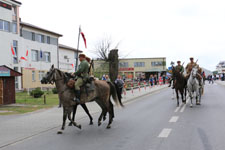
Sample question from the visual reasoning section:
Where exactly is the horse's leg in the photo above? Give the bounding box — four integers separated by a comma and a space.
67, 111, 82, 129
95, 100, 107, 126
176, 89, 179, 107
189, 91, 193, 108
68, 104, 77, 126
196, 87, 200, 105
57, 107, 67, 134
106, 101, 114, 129
80, 103, 93, 125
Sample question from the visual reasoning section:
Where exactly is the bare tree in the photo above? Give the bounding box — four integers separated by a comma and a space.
93, 36, 120, 82
94, 36, 120, 61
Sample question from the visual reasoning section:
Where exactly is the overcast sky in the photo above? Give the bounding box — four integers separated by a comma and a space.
19, 0, 225, 71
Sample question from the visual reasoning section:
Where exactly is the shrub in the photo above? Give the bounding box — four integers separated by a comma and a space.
52, 88, 58, 94
31, 88, 44, 98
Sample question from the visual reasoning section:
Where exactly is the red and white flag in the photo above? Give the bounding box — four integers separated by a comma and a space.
11, 45, 15, 55
80, 28, 87, 48
20, 56, 27, 61
71, 64, 74, 68
26, 49, 28, 56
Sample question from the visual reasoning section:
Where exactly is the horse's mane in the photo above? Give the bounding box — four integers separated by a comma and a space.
54, 68, 71, 83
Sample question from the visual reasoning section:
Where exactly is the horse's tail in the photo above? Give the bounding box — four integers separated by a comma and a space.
107, 81, 124, 107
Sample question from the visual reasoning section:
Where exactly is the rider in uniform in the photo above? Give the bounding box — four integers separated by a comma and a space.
185, 57, 202, 86
73, 54, 89, 103
168, 61, 184, 88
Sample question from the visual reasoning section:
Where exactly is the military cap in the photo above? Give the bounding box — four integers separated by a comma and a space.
177, 61, 181, 63
79, 54, 86, 58
86, 57, 91, 63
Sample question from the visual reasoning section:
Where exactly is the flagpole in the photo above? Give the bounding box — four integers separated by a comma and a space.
76, 26, 81, 71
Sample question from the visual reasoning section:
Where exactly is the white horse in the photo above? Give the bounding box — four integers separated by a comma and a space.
187, 66, 200, 107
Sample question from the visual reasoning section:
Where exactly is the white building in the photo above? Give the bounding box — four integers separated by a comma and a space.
216, 61, 225, 74
0, 0, 82, 90
59, 44, 82, 73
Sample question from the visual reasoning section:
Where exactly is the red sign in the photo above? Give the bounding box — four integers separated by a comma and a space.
119, 68, 134, 71
0, 2, 12, 10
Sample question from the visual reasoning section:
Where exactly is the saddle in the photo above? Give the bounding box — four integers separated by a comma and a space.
67, 77, 95, 95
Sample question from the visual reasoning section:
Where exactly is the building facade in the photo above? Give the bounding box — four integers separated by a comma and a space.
0, 0, 82, 90
216, 61, 225, 74
93, 57, 167, 79
58, 44, 82, 72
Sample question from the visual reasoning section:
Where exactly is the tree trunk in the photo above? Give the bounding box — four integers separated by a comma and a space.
108, 49, 118, 82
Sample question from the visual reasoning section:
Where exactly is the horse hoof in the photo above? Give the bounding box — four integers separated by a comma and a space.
89, 121, 93, 125
68, 122, 72, 126
57, 130, 63, 134
98, 122, 101, 126
106, 125, 111, 129
78, 125, 82, 129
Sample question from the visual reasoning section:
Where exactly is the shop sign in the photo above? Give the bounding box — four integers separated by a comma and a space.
119, 68, 134, 71
0, 67, 10, 76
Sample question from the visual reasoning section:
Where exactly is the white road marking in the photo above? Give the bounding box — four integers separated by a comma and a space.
174, 106, 180, 112
180, 98, 189, 112
158, 128, 172, 138
169, 116, 179, 122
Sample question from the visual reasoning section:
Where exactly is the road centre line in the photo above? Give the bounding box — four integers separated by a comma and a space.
174, 106, 180, 113
169, 116, 179, 123
158, 128, 172, 138
180, 98, 190, 112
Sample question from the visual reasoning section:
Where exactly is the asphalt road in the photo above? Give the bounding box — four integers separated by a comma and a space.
1, 82, 225, 150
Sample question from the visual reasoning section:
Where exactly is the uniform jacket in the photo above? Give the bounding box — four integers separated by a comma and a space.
74, 60, 89, 79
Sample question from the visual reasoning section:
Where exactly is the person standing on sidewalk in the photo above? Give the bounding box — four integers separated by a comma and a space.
115, 75, 124, 102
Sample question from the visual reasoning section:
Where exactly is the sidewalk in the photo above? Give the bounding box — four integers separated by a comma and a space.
0, 84, 168, 149
215, 80, 225, 86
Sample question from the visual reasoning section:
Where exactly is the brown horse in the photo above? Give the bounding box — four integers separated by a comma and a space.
172, 66, 187, 107
41, 65, 122, 134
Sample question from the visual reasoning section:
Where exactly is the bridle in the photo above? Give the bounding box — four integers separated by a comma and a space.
43, 69, 65, 84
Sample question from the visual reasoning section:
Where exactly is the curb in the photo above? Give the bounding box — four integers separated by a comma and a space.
122, 86, 168, 104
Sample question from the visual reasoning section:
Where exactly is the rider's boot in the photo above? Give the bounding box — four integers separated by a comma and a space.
73, 90, 81, 103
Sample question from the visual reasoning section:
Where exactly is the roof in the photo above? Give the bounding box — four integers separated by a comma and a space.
20, 22, 63, 37
0, 65, 22, 77
10, 0, 21, 5
59, 44, 82, 52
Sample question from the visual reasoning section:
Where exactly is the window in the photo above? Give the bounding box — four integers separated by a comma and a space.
44, 52, 51, 62
32, 71, 35, 81
13, 40, 18, 64
151, 61, 163, 66
134, 62, 145, 67
32, 32, 35, 41
39, 71, 45, 80
119, 62, 128, 68
12, 23, 17, 33
47, 36, 50, 44
0, 20, 10, 32
31, 50, 38, 61
37, 34, 44, 43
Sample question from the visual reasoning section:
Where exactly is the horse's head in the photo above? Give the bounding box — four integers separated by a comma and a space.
41, 65, 56, 84
41, 64, 66, 85
172, 66, 180, 77
191, 66, 198, 78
